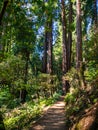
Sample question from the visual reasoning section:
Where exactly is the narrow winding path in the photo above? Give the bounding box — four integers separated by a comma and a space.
29, 96, 66, 130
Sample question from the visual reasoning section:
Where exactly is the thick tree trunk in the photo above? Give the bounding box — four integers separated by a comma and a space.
43, 0, 53, 74
47, 19, 53, 74
61, 0, 68, 74
94, 0, 97, 26
43, 19, 53, 74
68, 0, 73, 70
42, 25, 48, 73
61, 0, 68, 94
0, 0, 8, 53
76, 0, 82, 69
20, 89, 27, 103
0, 0, 8, 25
76, 0, 86, 88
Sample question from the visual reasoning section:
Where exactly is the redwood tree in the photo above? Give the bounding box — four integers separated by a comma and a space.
0, 0, 8, 25
61, 0, 68, 93
94, 0, 97, 26
42, 1, 53, 74
76, 0, 82, 69
42, 24, 48, 73
42, 19, 53, 74
68, 0, 73, 70
47, 18, 53, 74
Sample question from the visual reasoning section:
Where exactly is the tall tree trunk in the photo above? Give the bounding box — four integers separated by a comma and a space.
94, 0, 97, 26
0, 0, 8, 25
42, 24, 48, 73
43, 0, 53, 74
47, 18, 53, 74
68, 0, 73, 70
76, 0, 82, 69
42, 20, 53, 74
76, 0, 86, 88
0, 0, 8, 54
61, 0, 68, 94
61, 0, 68, 74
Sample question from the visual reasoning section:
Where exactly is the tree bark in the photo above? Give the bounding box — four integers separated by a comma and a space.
94, 0, 97, 26
42, 24, 48, 73
76, 0, 86, 88
61, 0, 68, 94
61, 0, 68, 74
68, 0, 73, 70
47, 18, 53, 74
0, 1, 8, 52
0, 0, 8, 25
76, 0, 82, 69
43, 0, 53, 74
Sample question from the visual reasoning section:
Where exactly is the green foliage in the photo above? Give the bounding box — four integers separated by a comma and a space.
45, 92, 60, 106
0, 111, 5, 130
0, 1, 3, 12
53, 22, 62, 78
85, 66, 98, 81
84, 36, 98, 82
0, 56, 25, 86
2, 92, 60, 130
65, 93, 76, 103
0, 59, 60, 129
64, 88, 85, 127
64, 74, 98, 129
0, 88, 12, 107
4, 102, 42, 130
83, 28, 98, 63
0, 0, 98, 129
27, 73, 60, 100
64, 68, 81, 88
71, 0, 76, 3
30, 53, 42, 75
84, 28, 98, 82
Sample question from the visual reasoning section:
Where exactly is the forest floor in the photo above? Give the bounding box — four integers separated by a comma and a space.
29, 96, 66, 130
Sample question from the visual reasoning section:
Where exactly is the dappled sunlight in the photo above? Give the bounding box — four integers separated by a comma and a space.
30, 98, 66, 130
33, 125, 45, 130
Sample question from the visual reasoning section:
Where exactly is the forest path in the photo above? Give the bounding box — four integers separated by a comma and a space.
29, 96, 66, 130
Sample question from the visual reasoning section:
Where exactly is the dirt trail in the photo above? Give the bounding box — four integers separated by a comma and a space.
29, 96, 66, 130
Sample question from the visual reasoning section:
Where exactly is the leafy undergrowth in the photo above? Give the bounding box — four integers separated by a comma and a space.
64, 68, 98, 129
1, 92, 60, 130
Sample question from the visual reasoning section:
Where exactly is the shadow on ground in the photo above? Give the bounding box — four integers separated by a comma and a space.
29, 96, 66, 130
